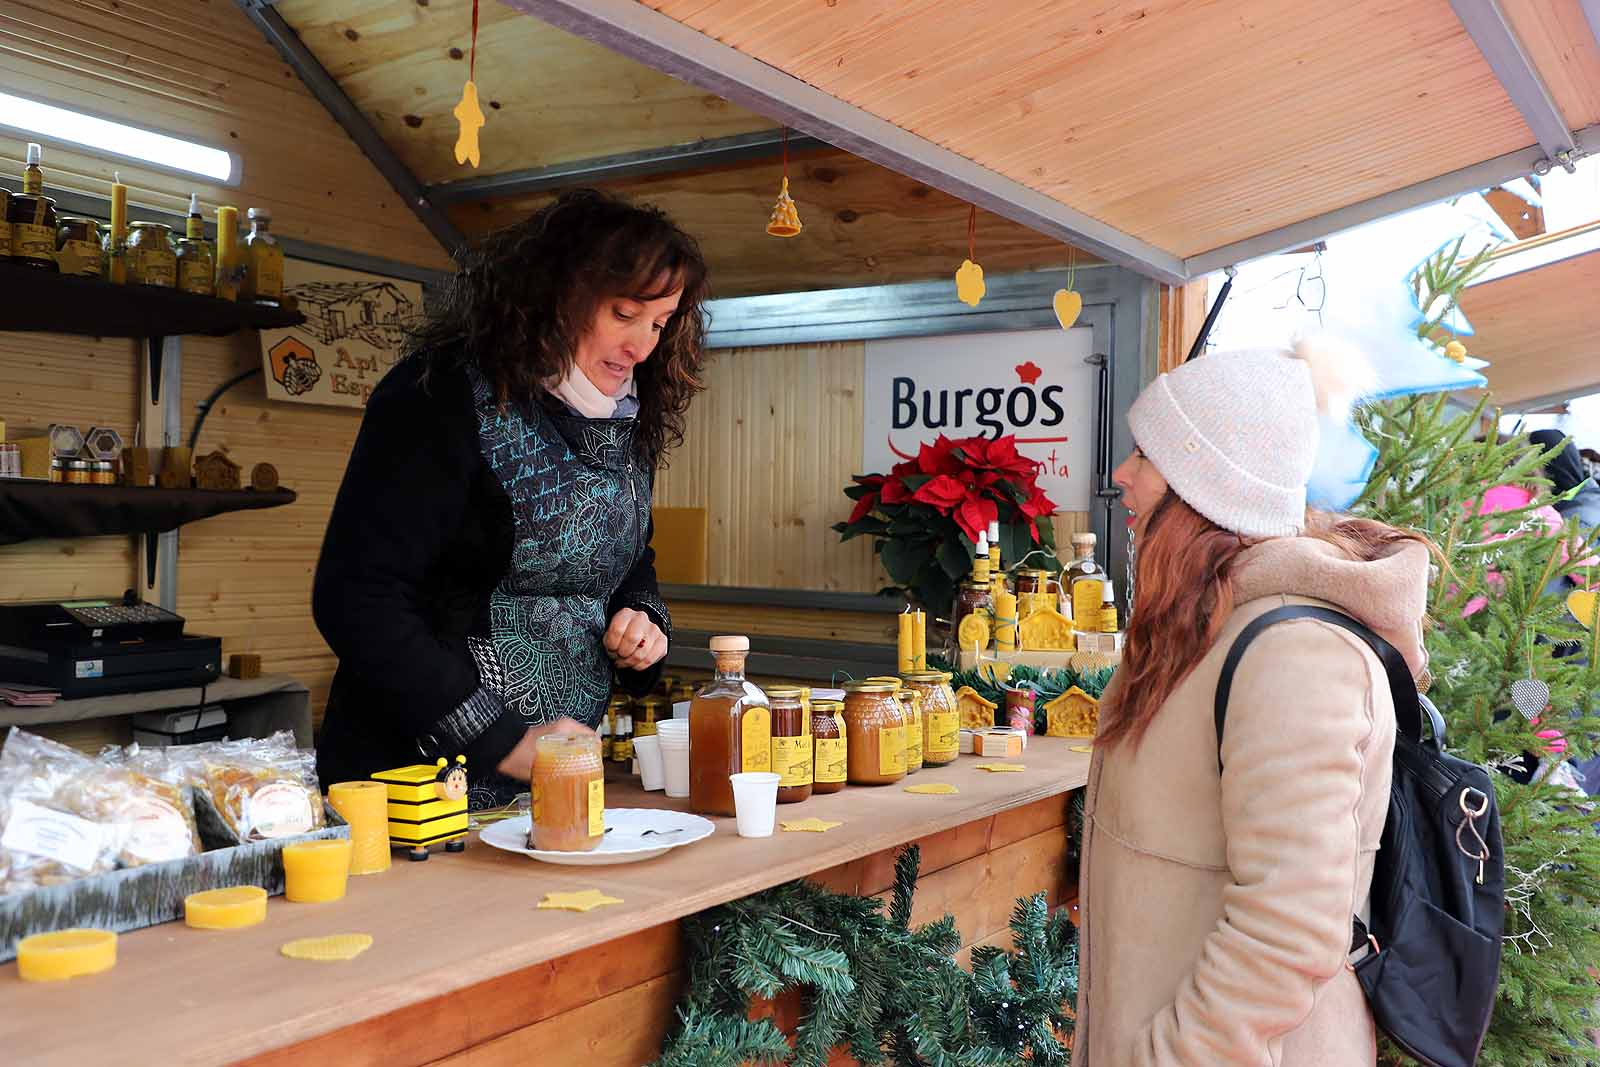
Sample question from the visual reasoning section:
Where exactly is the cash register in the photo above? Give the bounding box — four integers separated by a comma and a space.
0, 594, 221, 698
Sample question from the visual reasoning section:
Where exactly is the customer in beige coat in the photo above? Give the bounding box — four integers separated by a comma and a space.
1073, 338, 1433, 1066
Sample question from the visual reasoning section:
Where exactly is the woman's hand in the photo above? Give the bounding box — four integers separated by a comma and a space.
495, 717, 595, 780
604, 608, 668, 671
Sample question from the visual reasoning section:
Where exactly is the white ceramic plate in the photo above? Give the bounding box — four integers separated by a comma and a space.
478, 807, 715, 866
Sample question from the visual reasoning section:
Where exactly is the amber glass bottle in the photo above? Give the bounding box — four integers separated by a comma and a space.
689, 636, 771, 816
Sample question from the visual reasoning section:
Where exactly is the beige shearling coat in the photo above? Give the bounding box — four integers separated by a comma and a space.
1073, 537, 1430, 1066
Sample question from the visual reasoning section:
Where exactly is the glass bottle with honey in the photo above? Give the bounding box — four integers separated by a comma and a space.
1065, 532, 1105, 632
810, 698, 847, 795
688, 636, 771, 817
9, 143, 58, 271
175, 194, 215, 297
241, 207, 283, 304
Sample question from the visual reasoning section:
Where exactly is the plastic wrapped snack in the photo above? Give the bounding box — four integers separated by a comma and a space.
0, 729, 129, 894
201, 737, 323, 842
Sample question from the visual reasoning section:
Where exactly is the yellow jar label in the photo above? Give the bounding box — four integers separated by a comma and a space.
634, 718, 657, 738
1073, 580, 1103, 631
814, 736, 847, 783
11, 222, 54, 261
741, 705, 772, 773
926, 711, 960, 758
531, 783, 542, 822
140, 251, 176, 288
587, 778, 604, 838
179, 259, 213, 294
56, 239, 103, 276
613, 738, 634, 762
905, 710, 923, 767
773, 735, 812, 787
879, 725, 906, 775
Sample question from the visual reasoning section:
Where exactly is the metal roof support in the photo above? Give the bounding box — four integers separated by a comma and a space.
503, 0, 1189, 285
1449, 0, 1584, 171
232, 0, 466, 256
428, 129, 828, 203
1184, 123, 1600, 277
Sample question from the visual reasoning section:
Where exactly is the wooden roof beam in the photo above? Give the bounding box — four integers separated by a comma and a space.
232, 0, 465, 256
428, 130, 829, 204
503, 0, 1189, 285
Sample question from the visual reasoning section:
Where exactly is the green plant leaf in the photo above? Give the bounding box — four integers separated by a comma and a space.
881, 538, 930, 585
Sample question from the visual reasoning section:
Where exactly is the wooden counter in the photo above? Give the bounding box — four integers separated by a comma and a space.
2, 739, 1090, 1067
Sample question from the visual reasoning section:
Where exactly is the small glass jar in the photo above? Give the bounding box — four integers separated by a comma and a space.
896, 689, 924, 774
603, 695, 627, 761
635, 694, 668, 740
176, 231, 215, 296
529, 734, 604, 852
127, 222, 176, 288
767, 686, 812, 804
811, 698, 847, 795
903, 671, 960, 765
610, 697, 634, 763
842, 681, 905, 785
65, 460, 93, 485
90, 460, 116, 485
951, 581, 995, 653
48, 457, 67, 484
55, 216, 103, 277
7, 190, 58, 270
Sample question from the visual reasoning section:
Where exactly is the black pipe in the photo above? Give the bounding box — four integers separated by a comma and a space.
1184, 273, 1235, 362
189, 366, 264, 451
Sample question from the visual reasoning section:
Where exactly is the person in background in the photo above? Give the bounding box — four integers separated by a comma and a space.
312, 189, 709, 807
1580, 447, 1600, 485
1531, 430, 1600, 536
1076, 337, 1432, 1066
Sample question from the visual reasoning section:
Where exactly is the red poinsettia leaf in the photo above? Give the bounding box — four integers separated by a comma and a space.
881, 478, 910, 504
911, 474, 967, 511
1020, 484, 1059, 519
954, 495, 1000, 544
848, 492, 879, 525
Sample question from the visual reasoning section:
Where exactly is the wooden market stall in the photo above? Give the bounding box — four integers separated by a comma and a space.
3, 0, 1600, 1063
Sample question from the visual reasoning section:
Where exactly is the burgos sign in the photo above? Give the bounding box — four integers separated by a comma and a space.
863, 327, 1096, 511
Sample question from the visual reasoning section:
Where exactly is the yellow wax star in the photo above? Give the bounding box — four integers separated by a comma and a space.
280, 934, 373, 961
905, 782, 960, 795
1069, 745, 1094, 753
955, 259, 986, 307
537, 889, 625, 913
453, 79, 486, 168
781, 817, 843, 833
975, 763, 1026, 773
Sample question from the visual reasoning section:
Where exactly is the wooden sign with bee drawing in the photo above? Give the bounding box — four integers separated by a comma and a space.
258, 259, 423, 410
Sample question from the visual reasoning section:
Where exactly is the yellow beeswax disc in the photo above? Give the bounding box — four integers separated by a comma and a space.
975, 763, 1026, 773
1069, 745, 1094, 753
185, 886, 268, 930
16, 929, 118, 983
280, 933, 373, 961
537, 889, 625, 913
781, 818, 842, 833
904, 783, 959, 795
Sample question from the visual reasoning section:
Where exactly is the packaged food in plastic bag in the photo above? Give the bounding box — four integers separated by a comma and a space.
0, 729, 129, 894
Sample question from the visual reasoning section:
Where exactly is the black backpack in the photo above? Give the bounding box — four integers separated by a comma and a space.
1215, 605, 1503, 1067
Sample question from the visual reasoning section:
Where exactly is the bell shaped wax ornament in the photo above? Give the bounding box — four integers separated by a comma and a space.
766, 176, 802, 238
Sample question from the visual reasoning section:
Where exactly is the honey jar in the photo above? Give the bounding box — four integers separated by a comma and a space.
896, 689, 924, 774
635, 694, 668, 740
688, 636, 770, 817
842, 681, 905, 786
55, 216, 103, 277
810, 698, 847, 795
127, 222, 176, 288
767, 686, 812, 804
903, 671, 960, 765
530, 734, 604, 852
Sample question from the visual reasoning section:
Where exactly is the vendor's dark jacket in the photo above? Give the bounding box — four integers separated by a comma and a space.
312, 350, 669, 794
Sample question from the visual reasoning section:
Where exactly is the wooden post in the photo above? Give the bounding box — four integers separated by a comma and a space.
1156, 280, 1210, 374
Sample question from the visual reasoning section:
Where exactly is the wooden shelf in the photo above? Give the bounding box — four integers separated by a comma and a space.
0, 261, 303, 338
0, 480, 296, 546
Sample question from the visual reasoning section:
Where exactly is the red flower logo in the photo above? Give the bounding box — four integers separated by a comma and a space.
1015, 361, 1043, 385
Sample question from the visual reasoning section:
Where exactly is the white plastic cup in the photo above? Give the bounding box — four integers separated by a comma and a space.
730, 772, 780, 838
656, 719, 689, 737
658, 737, 691, 798
672, 700, 690, 720
633, 734, 665, 791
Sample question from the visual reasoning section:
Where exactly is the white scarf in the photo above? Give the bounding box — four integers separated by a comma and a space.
547, 363, 634, 419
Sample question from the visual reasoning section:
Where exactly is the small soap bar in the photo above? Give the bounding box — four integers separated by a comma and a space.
185, 886, 268, 930
16, 929, 118, 982
959, 729, 976, 754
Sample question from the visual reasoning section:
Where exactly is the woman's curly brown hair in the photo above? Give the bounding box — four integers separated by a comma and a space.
409, 188, 710, 465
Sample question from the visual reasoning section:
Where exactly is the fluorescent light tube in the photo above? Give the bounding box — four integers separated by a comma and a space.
0, 91, 235, 183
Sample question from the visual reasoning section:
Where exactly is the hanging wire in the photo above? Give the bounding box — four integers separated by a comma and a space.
469, 0, 480, 81
782, 125, 789, 180
967, 203, 977, 262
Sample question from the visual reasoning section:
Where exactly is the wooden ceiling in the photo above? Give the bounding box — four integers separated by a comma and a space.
265, 0, 1600, 293
1459, 245, 1600, 408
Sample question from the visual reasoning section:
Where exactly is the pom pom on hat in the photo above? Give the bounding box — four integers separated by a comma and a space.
1290, 334, 1377, 419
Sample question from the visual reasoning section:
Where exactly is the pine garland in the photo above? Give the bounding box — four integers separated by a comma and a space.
650, 845, 1079, 1067
934, 656, 1115, 735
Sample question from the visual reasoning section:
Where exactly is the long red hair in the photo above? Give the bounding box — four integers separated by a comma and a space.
1100, 492, 1434, 749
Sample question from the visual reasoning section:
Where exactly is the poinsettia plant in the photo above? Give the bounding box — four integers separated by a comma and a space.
834, 433, 1060, 618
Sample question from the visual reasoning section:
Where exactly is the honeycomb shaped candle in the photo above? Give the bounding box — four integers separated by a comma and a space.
185, 886, 268, 930
327, 781, 391, 875
282, 838, 352, 903
16, 929, 117, 982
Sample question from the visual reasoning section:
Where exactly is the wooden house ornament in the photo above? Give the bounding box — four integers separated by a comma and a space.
953, 685, 999, 731
195, 450, 241, 491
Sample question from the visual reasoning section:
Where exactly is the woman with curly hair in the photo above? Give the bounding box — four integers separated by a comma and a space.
313, 189, 709, 805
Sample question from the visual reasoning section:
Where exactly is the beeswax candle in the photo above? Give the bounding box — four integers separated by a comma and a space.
17, 929, 117, 982
282, 838, 352, 903
897, 612, 915, 673
185, 886, 267, 929
328, 781, 391, 875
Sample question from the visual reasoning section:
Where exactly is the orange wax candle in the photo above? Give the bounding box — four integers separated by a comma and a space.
16, 929, 117, 982
328, 781, 390, 875
531, 734, 604, 852
897, 612, 915, 673
282, 838, 352, 903
108, 174, 128, 285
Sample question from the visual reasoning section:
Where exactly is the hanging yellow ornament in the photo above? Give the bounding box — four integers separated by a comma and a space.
452, 1, 486, 169
1444, 340, 1467, 363
767, 175, 802, 238
955, 204, 985, 306
1053, 246, 1082, 328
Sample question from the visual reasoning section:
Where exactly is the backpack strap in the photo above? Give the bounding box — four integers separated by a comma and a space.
1214, 605, 1428, 771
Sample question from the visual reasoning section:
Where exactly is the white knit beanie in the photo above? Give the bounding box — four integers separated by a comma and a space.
1127, 336, 1375, 538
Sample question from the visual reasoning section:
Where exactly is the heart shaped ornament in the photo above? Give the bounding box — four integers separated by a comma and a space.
1511, 678, 1551, 720
1569, 589, 1598, 630
1053, 289, 1083, 330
